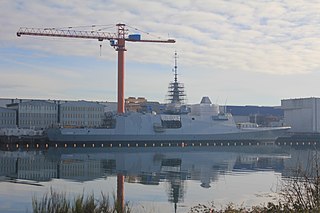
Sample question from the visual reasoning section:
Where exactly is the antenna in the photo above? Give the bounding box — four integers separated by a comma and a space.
174, 51, 178, 83
224, 98, 228, 114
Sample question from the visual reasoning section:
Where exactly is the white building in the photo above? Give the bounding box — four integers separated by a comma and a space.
0, 107, 16, 128
282, 97, 320, 133
7, 100, 58, 129
59, 101, 105, 127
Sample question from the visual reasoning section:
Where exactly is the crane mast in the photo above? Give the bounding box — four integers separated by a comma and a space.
17, 23, 175, 114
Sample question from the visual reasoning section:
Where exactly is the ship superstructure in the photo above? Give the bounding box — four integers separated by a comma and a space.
166, 52, 186, 105
166, 52, 188, 114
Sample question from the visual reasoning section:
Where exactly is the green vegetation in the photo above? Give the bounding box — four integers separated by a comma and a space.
32, 189, 131, 213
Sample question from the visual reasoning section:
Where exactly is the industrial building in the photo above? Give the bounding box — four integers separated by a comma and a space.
125, 97, 147, 112
0, 107, 16, 128
0, 98, 113, 130
282, 97, 320, 133
59, 101, 105, 127
224, 105, 284, 127
7, 100, 58, 130
0, 97, 286, 130
140, 101, 166, 114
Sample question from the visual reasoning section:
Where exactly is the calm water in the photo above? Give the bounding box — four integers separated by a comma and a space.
0, 145, 316, 213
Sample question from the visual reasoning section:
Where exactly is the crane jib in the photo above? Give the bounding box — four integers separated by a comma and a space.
16, 27, 117, 40
16, 24, 176, 114
17, 28, 175, 43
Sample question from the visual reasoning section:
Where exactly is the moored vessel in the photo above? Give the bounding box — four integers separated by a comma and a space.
47, 53, 290, 145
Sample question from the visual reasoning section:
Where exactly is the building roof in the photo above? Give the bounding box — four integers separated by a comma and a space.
19, 100, 57, 106
0, 107, 16, 112
60, 100, 104, 107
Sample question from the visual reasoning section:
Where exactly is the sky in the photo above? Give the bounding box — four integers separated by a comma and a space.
1, 0, 320, 106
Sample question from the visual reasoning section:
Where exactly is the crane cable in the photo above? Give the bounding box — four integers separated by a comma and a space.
54, 24, 114, 31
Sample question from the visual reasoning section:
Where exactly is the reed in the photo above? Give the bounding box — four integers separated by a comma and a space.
32, 189, 131, 213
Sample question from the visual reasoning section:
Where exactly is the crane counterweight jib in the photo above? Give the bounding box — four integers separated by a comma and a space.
126, 38, 175, 43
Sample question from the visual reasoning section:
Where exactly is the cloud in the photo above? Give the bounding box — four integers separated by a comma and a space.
1, 0, 320, 105
3, 0, 319, 75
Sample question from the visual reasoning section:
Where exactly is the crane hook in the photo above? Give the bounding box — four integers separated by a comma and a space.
99, 44, 102, 56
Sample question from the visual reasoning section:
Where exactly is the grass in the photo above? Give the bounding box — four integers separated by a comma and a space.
32, 188, 131, 213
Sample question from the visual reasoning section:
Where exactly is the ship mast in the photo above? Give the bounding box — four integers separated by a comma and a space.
167, 52, 186, 104
174, 51, 178, 85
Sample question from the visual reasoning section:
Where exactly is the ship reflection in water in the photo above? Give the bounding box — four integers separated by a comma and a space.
0, 145, 317, 213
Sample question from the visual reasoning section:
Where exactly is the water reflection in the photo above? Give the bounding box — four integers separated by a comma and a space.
0, 145, 317, 212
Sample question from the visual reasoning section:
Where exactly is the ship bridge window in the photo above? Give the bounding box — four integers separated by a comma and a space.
161, 115, 182, 129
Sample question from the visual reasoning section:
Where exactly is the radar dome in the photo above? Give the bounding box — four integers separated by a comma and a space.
200, 97, 212, 104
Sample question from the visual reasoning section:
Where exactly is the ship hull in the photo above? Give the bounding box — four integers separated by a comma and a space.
46, 127, 289, 144
46, 113, 290, 145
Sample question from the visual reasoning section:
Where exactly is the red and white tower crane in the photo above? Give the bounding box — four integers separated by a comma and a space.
17, 23, 175, 114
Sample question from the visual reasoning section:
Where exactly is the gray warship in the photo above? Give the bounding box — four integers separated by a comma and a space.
47, 53, 290, 144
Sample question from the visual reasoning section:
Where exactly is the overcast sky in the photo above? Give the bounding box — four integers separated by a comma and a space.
1, 0, 320, 106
